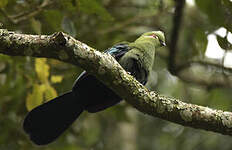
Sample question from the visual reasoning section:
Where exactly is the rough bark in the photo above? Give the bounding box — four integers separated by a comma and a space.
1, 29, 232, 136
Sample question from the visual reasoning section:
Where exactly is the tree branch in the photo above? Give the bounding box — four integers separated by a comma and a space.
178, 71, 232, 88
177, 60, 232, 74
176, 60, 232, 88
168, 0, 185, 74
1, 29, 232, 136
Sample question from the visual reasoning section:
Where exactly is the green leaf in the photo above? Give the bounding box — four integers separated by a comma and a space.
0, 0, 8, 8
216, 35, 232, 50
78, 0, 113, 21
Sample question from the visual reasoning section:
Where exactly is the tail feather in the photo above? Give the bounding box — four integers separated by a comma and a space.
23, 91, 83, 145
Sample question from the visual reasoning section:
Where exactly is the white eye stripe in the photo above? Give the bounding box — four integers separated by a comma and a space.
144, 35, 153, 38
144, 35, 159, 39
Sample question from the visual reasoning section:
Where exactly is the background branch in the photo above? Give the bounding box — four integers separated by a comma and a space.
176, 60, 232, 88
168, 0, 185, 74
0, 0, 53, 24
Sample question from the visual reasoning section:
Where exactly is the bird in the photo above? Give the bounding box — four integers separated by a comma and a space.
23, 31, 166, 145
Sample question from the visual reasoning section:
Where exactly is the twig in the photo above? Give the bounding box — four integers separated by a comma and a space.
0, 8, 17, 24
168, 0, 185, 74
0, 0, 53, 24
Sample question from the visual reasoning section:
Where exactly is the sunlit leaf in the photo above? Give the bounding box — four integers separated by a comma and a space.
51, 75, 63, 83
35, 58, 50, 83
44, 84, 58, 101
26, 84, 45, 111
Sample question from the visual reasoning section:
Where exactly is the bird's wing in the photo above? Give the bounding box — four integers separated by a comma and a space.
119, 51, 148, 85
104, 42, 131, 61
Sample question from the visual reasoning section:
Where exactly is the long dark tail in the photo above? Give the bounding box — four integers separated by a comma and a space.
23, 91, 84, 145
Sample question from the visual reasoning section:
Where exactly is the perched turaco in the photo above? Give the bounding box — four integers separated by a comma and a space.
23, 31, 166, 145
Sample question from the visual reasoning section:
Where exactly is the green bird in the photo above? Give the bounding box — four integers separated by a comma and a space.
23, 31, 166, 145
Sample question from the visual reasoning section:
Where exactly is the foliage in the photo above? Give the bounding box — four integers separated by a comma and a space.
0, 0, 232, 150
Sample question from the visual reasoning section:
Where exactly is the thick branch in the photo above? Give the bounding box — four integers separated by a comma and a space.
1, 29, 232, 136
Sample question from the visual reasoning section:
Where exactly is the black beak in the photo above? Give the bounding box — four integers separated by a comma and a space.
161, 41, 166, 46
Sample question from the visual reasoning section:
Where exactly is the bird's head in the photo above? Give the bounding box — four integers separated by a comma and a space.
136, 31, 166, 48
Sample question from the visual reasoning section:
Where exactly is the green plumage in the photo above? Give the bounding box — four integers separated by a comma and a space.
119, 31, 166, 84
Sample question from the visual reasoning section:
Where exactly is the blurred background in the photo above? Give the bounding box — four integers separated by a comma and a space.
0, 0, 232, 149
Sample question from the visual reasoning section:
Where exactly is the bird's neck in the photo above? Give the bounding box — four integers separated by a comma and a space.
129, 40, 156, 72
